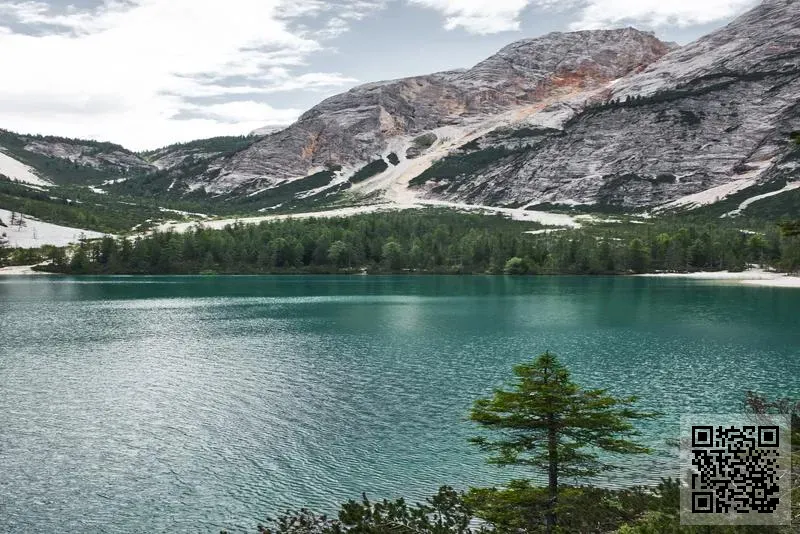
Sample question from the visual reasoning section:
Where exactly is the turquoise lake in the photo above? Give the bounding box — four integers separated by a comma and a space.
0, 276, 798, 532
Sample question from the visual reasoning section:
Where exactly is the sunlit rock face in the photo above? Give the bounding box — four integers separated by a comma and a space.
416, 0, 800, 209
80, 0, 798, 212
193, 28, 670, 195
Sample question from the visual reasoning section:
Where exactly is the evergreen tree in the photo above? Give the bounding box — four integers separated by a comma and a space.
0, 231, 9, 265
781, 221, 800, 238
503, 257, 527, 275
381, 241, 405, 271
626, 239, 650, 273
470, 352, 656, 533
328, 240, 351, 268
32, 211, 800, 276
253, 486, 476, 534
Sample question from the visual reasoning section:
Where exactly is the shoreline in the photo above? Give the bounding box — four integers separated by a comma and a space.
3, 266, 799, 287
637, 269, 800, 288
0, 265, 53, 276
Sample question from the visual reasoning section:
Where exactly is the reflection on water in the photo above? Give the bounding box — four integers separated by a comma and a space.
0, 276, 798, 533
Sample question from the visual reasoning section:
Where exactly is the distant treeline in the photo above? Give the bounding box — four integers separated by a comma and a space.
36, 210, 800, 276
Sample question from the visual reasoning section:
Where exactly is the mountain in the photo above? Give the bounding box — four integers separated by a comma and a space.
0, 129, 153, 186
170, 28, 670, 196
140, 136, 262, 171
2, 0, 797, 218
410, 0, 800, 210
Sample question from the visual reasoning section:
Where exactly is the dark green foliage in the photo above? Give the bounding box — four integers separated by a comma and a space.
111, 136, 258, 202
387, 153, 400, 166
466, 480, 663, 534
487, 126, 558, 140
407, 133, 438, 159
627, 238, 650, 273
411, 133, 437, 150
0, 129, 137, 185
112, 167, 346, 215
217, 388, 797, 534
620, 393, 799, 533
46, 210, 549, 275
0, 178, 166, 233
503, 257, 528, 275
0, 129, 128, 155
241, 171, 337, 207
140, 135, 257, 160
736, 186, 800, 223
0, 228, 8, 265
42, 211, 800, 275
409, 147, 513, 187
458, 140, 480, 152
781, 220, 800, 237
381, 240, 405, 270
745, 392, 799, 520
244, 486, 477, 534
688, 179, 793, 219
790, 131, 800, 145
617, 479, 793, 533
470, 352, 657, 532
350, 160, 389, 184
109, 164, 197, 198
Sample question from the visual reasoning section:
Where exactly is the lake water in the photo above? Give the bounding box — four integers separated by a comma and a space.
1, 276, 798, 533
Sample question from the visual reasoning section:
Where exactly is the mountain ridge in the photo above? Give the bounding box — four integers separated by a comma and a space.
409, 0, 800, 210
1, 1, 797, 218
185, 27, 671, 197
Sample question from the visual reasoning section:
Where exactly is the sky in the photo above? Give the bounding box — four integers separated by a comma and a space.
0, 0, 761, 151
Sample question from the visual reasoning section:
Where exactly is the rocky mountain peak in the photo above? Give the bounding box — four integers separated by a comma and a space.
612, 0, 800, 99
467, 28, 671, 86
199, 28, 670, 195
414, 0, 800, 211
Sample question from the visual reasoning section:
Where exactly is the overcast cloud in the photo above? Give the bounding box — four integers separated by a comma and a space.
0, 0, 759, 150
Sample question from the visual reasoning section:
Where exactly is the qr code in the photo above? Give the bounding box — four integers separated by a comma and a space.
681, 415, 792, 526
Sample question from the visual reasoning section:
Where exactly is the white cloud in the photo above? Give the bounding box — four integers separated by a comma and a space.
0, 0, 379, 150
408, 0, 532, 34
568, 0, 760, 30
411, 0, 757, 35
181, 101, 303, 125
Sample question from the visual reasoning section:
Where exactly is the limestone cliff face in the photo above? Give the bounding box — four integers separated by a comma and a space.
197, 28, 670, 194
415, 0, 800, 209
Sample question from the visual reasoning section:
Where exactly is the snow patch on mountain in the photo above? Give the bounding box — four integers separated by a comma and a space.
0, 208, 105, 248
724, 181, 800, 217
0, 151, 50, 186
658, 159, 776, 211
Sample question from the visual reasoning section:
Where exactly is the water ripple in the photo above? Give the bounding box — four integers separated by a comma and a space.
0, 276, 798, 533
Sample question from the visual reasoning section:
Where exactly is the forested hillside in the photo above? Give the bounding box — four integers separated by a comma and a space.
39, 211, 800, 275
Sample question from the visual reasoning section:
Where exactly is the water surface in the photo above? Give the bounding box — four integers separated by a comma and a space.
1, 276, 798, 533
